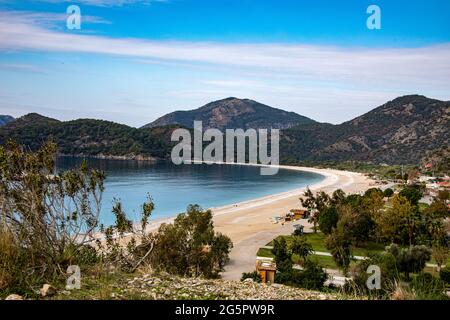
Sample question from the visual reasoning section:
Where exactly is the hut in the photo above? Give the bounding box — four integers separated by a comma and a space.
256, 260, 277, 284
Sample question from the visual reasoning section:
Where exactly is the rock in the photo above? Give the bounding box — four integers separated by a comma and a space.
117, 272, 345, 300
5, 294, 23, 300
243, 278, 254, 283
40, 284, 57, 297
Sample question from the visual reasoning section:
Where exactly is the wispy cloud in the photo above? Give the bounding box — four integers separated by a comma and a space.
0, 8, 449, 125
0, 63, 45, 73
26, 0, 169, 7
1, 10, 448, 93
1, 10, 111, 29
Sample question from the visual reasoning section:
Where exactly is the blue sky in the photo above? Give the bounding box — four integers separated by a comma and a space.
0, 0, 449, 126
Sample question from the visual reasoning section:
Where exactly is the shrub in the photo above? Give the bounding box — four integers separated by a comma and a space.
0, 141, 158, 296
364, 188, 384, 198
348, 252, 400, 298
386, 244, 432, 279
0, 141, 106, 295
440, 267, 450, 284
272, 237, 291, 272
241, 271, 262, 283
383, 188, 394, 198
0, 227, 19, 294
294, 259, 327, 290
410, 273, 448, 300
399, 185, 423, 206
318, 206, 338, 235
326, 232, 353, 274
150, 205, 232, 278
289, 236, 313, 265
275, 269, 294, 285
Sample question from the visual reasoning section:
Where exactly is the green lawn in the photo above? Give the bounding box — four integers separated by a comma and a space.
257, 232, 450, 269
265, 232, 385, 256
255, 247, 355, 270
308, 255, 346, 270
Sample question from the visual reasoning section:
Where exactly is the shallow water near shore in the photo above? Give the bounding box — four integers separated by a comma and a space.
56, 157, 324, 225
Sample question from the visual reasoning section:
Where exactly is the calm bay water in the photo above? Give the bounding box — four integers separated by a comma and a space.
56, 158, 324, 225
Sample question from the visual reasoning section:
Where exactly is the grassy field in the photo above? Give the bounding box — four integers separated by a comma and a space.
256, 247, 355, 270
263, 232, 385, 256
257, 232, 450, 269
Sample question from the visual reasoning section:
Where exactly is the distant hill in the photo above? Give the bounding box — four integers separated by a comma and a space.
0, 115, 14, 127
0, 114, 180, 160
1, 95, 448, 165
281, 95, 450, 164
143, 97, 316, 130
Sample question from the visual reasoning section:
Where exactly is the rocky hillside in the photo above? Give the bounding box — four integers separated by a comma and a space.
0, 115, 14, 127
143, 97, 316, 130
281, 95, 450, 164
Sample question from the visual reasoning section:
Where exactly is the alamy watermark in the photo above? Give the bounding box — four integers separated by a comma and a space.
366, 5, 381, 30
66, 265, 81, 290
171, 121, 280, 175
366, 265, 381, 290
66, 5, 81, 30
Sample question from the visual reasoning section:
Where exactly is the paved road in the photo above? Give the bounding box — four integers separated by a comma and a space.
221, 224, 294, 280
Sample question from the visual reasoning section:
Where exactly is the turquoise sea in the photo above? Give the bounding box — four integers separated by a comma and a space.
56, 158, 324, 225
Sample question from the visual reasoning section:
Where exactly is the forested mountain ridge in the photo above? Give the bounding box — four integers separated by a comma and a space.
1, 95, 448, 165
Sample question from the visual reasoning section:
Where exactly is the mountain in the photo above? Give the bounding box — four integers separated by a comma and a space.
0, 114, 180, 160
143, 97, 316, 130
281, 95, 450, 164
0, 115, 14, 127
1, 95, 448, 165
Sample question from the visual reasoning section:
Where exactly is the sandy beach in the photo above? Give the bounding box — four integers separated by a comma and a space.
135, 164, 376, 280
209, 165, 376, 280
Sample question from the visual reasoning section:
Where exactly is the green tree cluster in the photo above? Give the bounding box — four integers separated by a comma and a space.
150, 205, 233, 278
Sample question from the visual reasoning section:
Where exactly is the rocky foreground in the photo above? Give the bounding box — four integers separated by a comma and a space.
5, 273, 353, 300
107, 274, 348, 300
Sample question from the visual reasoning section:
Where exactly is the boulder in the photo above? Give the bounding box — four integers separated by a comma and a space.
40, 284, 57, 297
5, 294, 23, 300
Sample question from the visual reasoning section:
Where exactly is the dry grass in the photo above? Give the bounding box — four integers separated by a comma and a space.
390, 282, 416, 300
0, 227, 18, 291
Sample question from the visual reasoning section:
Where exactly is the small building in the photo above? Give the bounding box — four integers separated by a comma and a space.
256, 260, 277, 284
290, 209, 308, 220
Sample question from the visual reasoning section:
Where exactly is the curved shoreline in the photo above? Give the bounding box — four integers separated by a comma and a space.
98, 162, 375, 280
206, 163, 375, 280
142, 163, 340, 231
209, 164, 338, 217
143, 163, 367, 235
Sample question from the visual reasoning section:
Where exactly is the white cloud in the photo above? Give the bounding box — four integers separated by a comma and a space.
29, 0, 168, 7
0, 63, 45, 73
0, 10, 449, 125
0, 10, 111, 28
0, 10, 448, 93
